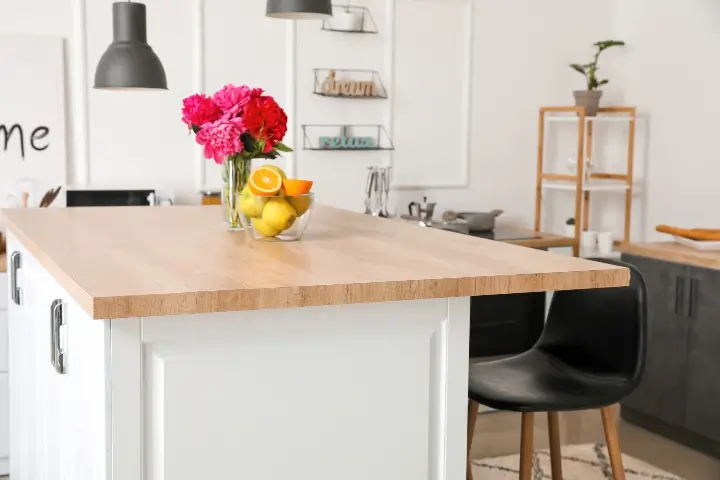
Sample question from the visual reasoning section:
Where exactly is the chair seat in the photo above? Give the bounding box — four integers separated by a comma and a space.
468, 349, 631, 412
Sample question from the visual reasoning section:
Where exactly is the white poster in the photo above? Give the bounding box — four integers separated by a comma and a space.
0, 33, 67, 216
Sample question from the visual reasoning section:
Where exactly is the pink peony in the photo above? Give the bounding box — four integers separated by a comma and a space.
181, 93, 222, 128
212, 84, 263, 118
195, 117, 246, 164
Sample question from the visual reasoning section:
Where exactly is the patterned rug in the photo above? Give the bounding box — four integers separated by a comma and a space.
472, 443, 684, 479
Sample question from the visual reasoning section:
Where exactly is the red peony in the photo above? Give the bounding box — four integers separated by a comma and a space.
181, 93, 222, 128
242, 95, 288, 153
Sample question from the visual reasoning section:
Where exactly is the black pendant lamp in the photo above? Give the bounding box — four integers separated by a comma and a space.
266, 0, 333, 20
94, 2, 167, 90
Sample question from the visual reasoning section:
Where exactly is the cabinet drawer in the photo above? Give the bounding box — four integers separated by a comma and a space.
0, 273, 6, 310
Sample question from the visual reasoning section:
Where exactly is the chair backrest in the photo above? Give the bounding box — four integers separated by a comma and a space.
537, 258, 647, 386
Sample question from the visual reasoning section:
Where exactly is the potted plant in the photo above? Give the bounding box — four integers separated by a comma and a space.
570, 40, 625, 116
565, 217, 576, 237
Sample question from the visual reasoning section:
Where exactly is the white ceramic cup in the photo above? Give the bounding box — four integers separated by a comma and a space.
580, 230, 598, 250
565, 225, 576, 238
597, 232, 614, 255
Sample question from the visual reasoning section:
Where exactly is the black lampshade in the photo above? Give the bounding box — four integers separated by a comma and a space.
266, 0, 333, 19
94, 2, 167, 90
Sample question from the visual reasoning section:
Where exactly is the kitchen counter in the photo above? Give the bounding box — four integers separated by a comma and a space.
3, 205, 629, 480
1, 206, 625, 319
621, 242, 720, 270
497, 228, 575, 249
0, 254, 5, 273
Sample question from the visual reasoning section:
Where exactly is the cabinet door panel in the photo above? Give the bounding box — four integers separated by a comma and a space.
621, 254, 689, 427
0, 372, 8, 462
684, 265, 720, 441
0, 272, 7, 310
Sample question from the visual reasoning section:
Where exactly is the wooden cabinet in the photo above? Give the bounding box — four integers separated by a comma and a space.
621, 253, 720, 458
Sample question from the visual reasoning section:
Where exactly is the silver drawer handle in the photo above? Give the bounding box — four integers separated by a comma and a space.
50, 299, 67, 374
10, 251, 21, 305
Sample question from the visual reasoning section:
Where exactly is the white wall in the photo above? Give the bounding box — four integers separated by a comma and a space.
394, 0, 619, 228
615, 0, 720, 240
1, 0, 622, 220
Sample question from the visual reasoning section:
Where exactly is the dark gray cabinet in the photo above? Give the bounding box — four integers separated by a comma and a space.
621, 254, 690, 427
684, 265, 720, 442
621, 253, 720, 458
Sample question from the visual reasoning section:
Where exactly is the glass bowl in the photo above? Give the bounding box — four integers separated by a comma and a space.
237, 192, 315, 241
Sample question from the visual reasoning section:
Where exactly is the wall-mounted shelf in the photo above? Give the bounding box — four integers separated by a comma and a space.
322, 5, 378, 34
302, 125, 395, 151
313, 69, 388, 99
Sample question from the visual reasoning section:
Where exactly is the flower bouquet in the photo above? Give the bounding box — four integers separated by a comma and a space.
182, 84, 292, 229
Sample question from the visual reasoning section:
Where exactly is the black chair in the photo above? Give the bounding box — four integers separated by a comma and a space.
466, 259, 647, 480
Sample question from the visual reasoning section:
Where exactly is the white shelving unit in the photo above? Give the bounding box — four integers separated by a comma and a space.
534, 106, 638, 256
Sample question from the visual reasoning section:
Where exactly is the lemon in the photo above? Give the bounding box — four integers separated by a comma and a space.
252, 218, 280, 237
289, 196, 312, 216
262, 164, 287, 179
238, 186, 267, 218
262, 197, 297, 232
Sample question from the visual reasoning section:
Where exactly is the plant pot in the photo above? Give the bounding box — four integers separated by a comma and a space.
573, 90, 603, 117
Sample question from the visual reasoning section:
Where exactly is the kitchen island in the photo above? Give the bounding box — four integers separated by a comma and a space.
1, 205, 627, 480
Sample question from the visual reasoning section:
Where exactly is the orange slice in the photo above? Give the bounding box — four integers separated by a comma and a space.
248, 167, 283, 196
282, 179, 314, 196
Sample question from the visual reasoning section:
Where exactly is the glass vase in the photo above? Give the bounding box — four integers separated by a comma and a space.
222, 156, 251, 230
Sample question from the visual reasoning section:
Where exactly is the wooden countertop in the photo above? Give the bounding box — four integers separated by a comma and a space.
1, 206, 628, 319
621, 242, 720, 270
0, 253, 5, 274
501, 229, 575, 249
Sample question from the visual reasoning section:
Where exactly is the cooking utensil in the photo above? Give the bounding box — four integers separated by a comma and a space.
455, 209, 504, 232
408, 196, 436, 223
378, 167, 394, 218
430, 217, 470, 235
364, 167, 375, 214
39, 186, 62, 208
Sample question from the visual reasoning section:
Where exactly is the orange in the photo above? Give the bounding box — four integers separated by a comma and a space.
248, 167, 283, 196
282, 179, 313, 196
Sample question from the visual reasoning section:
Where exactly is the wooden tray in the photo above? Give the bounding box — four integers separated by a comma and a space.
674, 235, 720, 251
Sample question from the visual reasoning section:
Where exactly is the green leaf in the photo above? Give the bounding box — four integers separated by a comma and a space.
191, 124, 201, 134
570, 64, 586, 75
597, 79, 609, 87
594, 40, 625, 50
241, 132, 257, 153
275, 142, 294, 153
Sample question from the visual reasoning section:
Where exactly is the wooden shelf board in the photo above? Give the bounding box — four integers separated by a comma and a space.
541, 180, 636, 192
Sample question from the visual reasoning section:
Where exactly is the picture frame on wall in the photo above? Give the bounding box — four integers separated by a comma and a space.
0, 32, 67, 220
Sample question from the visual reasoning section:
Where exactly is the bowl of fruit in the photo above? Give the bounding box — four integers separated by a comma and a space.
237, 166, 315, 241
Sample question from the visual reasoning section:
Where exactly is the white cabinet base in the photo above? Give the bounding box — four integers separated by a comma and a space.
8, 233, 472, 480
115, 298, 470, 480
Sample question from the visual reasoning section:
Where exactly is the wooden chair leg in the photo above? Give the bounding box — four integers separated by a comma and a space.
601, 406, 626, 480
467, 400, 480, 480
519, 412, 534, 480
547, 411, 563, 480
